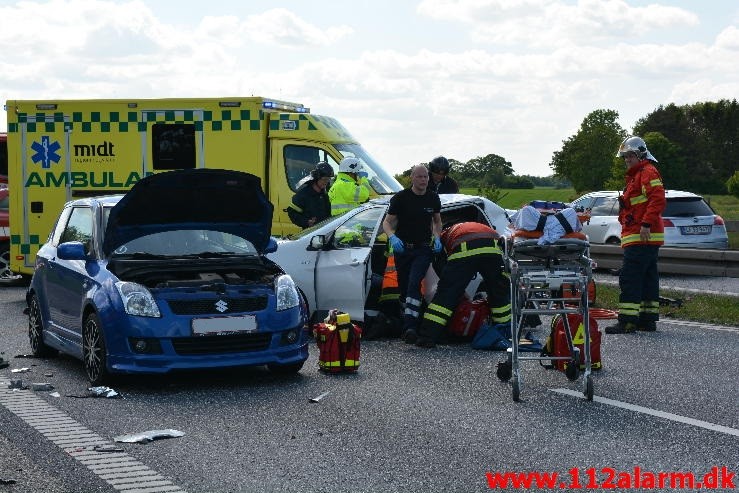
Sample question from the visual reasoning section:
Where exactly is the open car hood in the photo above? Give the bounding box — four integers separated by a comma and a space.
103, 169, 274, 256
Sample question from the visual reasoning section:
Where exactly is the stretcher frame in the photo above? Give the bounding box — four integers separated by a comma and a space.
496, 237, 595, 402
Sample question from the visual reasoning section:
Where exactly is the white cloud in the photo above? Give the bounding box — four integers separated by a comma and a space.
240, 8, 353, 48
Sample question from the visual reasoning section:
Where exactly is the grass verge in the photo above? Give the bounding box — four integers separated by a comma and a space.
593, 284, 739, 327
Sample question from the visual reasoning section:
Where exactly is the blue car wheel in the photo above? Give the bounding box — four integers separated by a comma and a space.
28, 295, 57, 358
83, 312, 111, 385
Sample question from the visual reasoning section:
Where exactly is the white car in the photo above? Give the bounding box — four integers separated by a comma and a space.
268, 194, 511, 322
570, 190, 729, 249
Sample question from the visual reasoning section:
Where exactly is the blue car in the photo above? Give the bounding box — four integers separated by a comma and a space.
27, 169, 309, 384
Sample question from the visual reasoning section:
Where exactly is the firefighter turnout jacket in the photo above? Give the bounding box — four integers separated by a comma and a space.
619, 159, 666, 247
286, 179, 332, 228
420, 222, 511, 339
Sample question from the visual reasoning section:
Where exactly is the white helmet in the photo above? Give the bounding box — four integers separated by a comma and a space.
616, 136, 658, 163
339, 157, 363, 173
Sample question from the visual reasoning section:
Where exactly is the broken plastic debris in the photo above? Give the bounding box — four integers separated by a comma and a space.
0, 478, 17, 485
93, 444, 125, 453
88, 386, 120, 398
49, 392, 61, 398
0, 358, 8, 370
11, 367, 31, 373
8, 380, 27, 390
31, 383, 54, 391
14, 354, 38, 359
113, 429, 185, 444
67, 386, 121, 399
309, 391, 331, 403
44, 372, 54, 377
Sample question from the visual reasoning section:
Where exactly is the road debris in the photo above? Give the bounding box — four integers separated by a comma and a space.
309, 391, 331, 403
8, 380, 27, 390
31, 383, 54, 391
113, 429, 185, 444
11, 367, 31, 373
67, 386, 121, 399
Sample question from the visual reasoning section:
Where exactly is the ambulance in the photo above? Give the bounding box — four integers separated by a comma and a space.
5, 97, 402, 276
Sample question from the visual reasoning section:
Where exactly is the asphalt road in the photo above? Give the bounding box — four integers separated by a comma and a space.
1, 283, 737, 493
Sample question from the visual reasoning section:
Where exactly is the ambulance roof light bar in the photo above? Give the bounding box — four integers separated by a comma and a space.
262, 100, 310, 113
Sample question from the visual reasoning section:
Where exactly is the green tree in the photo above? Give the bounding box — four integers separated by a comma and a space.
727, 171, 739, 199
634, 99, 739, 193
455, 154, 513, 188
550, 109, 627, 193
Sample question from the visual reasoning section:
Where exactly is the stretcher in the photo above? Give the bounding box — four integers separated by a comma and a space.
496, 230, 595, 402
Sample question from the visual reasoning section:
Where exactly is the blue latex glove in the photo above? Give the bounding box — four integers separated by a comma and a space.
389, 235, 404, 254
433, 236, 442, 253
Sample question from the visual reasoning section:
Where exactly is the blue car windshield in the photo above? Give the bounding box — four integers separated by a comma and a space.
334, 143, 402, 195
111, 230, 258, 256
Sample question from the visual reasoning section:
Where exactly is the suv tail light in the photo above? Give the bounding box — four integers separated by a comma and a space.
662, 218, 675, 227
714, 215, 725, 226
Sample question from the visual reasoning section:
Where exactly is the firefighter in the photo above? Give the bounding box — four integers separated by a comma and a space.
328, 157, 371, 216
428, 156, 459, 194
605, 136, 666, 334
286, 161, 334, 229
416, 221, 511, 348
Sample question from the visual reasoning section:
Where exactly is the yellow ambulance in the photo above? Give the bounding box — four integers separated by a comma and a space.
5, 97, 402, 276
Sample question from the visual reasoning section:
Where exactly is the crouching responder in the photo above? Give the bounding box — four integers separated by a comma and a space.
416, 222, 511, 348
328, 157, 371, 216
286, 161, 334, 229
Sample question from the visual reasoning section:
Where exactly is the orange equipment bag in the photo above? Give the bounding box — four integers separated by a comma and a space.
313, 312, 361, 373
447, 297, 490, 339
545, 313, 602, 371
559, 279, 597, 304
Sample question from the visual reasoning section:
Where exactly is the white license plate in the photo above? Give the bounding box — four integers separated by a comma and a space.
680, 225, 711, 235
191, 315, 257, 336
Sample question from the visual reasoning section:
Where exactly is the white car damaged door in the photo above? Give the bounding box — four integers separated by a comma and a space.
314, 207, 384, 321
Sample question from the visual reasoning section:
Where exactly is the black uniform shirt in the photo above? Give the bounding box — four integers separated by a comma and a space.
387, 188, 441, 245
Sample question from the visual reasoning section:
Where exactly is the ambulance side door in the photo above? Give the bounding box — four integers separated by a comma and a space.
268, 140, 339, 237
314, 207, 383, 321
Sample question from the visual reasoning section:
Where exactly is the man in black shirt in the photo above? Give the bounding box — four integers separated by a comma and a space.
382, 164, 443, 343
286, 161, 334, 229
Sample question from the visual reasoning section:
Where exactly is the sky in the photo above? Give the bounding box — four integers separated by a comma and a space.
1, 0, 738, 178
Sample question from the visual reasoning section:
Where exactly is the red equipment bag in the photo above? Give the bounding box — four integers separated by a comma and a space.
447, 297, 490, 338
313, 312, 361, 373
545, 313, 602, 371
559, 279, 597, 304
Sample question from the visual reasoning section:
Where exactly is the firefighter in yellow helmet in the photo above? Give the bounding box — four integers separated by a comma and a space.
328, 157, 371, 216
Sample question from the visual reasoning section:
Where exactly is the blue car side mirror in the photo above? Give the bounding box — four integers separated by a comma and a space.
58, 241, 87, 260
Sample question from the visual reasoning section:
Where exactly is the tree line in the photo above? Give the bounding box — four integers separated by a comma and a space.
396, 99, 739, 197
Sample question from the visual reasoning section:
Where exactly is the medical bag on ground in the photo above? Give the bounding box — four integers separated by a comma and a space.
447, 297, 490, 339
313, 312, 361, 373
542, 313, 601, 371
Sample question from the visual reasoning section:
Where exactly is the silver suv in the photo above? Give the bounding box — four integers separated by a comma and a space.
570, 190, 729, 249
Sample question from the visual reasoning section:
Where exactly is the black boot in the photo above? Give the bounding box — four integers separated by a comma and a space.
605, 321, 637, 334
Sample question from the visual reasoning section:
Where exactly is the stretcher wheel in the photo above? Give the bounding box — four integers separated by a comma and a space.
512, 375, 521, 402
496, 362, 512, 382
584, 375, 594, 401
565, 362, 580, 381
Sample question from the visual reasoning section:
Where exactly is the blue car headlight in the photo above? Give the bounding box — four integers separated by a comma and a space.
275, 275, 300, 311
115, 281, 161, 317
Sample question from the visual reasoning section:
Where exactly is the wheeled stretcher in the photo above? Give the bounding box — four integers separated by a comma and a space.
496, 232, 595, 402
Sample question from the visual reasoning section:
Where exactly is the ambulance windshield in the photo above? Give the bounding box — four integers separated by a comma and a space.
334, 144, 402, 195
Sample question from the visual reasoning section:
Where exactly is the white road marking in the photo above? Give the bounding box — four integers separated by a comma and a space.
667, 319, 739, 333
551, 388, 739, 437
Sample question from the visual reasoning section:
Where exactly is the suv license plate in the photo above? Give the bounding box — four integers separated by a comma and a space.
680, 225, 711, 235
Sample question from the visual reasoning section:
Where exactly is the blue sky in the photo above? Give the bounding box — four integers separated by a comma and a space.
1, 0, 738, 177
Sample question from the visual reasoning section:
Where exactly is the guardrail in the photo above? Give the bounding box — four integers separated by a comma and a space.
589, 244, 739, 277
